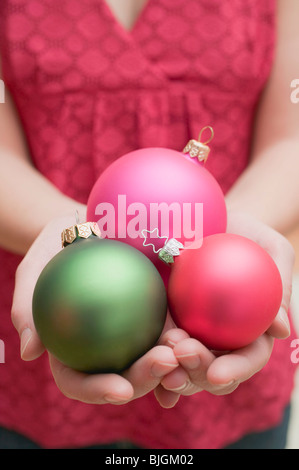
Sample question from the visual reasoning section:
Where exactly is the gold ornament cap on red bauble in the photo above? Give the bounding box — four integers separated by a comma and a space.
182, 126, 214, 163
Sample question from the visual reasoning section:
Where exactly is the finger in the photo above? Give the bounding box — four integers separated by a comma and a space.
154, 384, 181, 409
158, 327, 190, 348
11, 259, 45, 361
161, 338, 239, 396
122, 345, 179, 399
11, 215, 79, 361
161, 338, 215, 395
263, 236, 294, 338
49, 354, 134, 405
259, 231, 294, 338
267, 305, 291, 339
207, 333, 274, 386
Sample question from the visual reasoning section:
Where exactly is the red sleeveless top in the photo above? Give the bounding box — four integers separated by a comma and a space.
0, 0, 296, 449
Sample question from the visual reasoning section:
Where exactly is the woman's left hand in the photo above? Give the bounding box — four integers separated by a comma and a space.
155, 211, 294, 408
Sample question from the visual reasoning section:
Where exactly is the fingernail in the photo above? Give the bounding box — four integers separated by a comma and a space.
151, 362, 178, 379
216, 379, 235, 388
166, 381, 195, 393
176, 354, 201, 370
166, 340, 177, 347
104, 394, 127, 404
20, 328, 32, 359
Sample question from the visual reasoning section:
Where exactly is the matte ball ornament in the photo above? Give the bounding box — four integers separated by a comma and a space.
32, 222, 168, 373
86, 128, 227, 284
167, 233, 283, 351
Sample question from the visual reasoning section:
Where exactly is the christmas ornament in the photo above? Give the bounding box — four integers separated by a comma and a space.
87, 127, 227, 284
164, 233, 283, 351
32, 222, 167, 373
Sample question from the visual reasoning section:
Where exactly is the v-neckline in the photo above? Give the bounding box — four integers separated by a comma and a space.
102, 0, 152, 36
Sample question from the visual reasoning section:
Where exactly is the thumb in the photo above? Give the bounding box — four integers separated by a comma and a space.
265, 234, 295, 339
11, 250, 45, 361
122, 345, 179, 400
11, 212, 86, 361
11, 259, 45, 361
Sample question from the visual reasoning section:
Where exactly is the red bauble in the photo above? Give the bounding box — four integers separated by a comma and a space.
168, 233, 283, 350
87, 147, 227, 284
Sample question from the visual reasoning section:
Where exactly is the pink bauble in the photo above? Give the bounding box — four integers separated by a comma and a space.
87, 148, 227, 282
168, 233, 283, 350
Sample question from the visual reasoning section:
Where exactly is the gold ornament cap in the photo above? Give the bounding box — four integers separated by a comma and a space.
61, 222, 102, 248
183, 126, 214, 163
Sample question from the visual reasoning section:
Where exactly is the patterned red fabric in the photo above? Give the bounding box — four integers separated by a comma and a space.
0, 0, 297, 449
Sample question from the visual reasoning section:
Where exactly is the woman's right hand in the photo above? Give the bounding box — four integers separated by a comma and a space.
11, 214, 179, 406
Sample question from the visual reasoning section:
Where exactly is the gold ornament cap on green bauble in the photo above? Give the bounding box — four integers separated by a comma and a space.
32, 221, 168, 374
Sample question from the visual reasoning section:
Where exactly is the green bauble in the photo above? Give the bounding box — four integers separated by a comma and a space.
32, 225, 167, 374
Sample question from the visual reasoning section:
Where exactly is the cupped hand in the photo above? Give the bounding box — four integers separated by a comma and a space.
155, 211, 294, 408
11, 213, 178, 405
